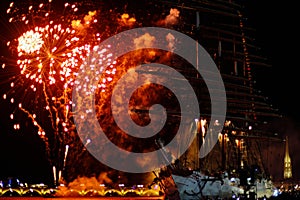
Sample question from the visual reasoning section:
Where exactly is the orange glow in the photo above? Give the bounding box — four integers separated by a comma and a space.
119, 13, 136, 26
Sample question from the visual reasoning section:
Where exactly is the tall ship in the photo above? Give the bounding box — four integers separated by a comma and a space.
141, 0, 283, 199
0, 0, 283, 199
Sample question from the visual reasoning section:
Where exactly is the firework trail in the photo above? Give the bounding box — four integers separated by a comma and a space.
1, 0, 120, 183
1, 0, 185, 185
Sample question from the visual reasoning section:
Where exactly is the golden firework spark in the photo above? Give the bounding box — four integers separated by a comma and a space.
1, 0, 117, 177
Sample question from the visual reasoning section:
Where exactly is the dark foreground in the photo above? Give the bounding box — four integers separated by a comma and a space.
1, 192, 300, 200
0, 197, 165, 200
1, 193, 300, 200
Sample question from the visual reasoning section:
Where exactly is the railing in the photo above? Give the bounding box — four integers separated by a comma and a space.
0, 185, 164, 198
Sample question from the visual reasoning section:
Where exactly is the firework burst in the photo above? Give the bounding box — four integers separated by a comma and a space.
8, 4, 102, 87
1, 0, 184, 185
1, 0, 118, 183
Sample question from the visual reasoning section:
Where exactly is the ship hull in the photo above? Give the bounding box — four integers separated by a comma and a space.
172, 172, 244, 200
171, 171, 278, 200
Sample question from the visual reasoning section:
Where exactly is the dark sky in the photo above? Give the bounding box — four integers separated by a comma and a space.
245, 0, 300, 181
247, 1, 299, 119
0, 0, 299, 184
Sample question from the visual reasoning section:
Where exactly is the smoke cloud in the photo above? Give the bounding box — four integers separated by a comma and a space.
156, 8, 180, 27
134, 33, 156, 49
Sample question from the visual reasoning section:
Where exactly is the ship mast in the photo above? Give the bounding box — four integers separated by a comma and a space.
147, 0, 282, 177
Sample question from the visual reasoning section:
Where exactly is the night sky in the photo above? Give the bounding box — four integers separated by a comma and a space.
245, 0, 300, 181
247, 1, 298, 119
0, 0, 299, 184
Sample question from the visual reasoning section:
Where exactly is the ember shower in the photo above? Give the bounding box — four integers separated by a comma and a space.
0, 0, 281, 189
0, 0, 189, 184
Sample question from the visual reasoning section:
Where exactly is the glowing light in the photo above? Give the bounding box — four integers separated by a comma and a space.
18, 30, 44, 54
2, 0, 118, 186
14, 124, 20, 130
